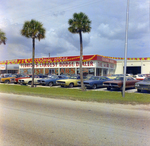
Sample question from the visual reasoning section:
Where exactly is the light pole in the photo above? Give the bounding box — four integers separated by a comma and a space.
122, 0, 130, 97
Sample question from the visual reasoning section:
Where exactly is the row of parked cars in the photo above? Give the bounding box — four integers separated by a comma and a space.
0, 73, 150, 93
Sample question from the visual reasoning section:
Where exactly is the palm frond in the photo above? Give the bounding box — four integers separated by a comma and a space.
0, 29, 7, 45
68, 12, 91, 34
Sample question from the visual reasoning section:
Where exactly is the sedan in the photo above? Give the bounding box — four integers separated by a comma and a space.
103, 76, 139, 90
18, 74, 47, 85
78, 76, 113, 89
37, 75, 68, 87
135, 77, 150, 92
56, 75, 87, 88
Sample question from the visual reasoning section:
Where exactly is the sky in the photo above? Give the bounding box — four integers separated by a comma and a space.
0, 0, 149, 62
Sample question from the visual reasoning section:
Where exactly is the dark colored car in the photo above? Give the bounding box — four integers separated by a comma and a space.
135, 77, 150, 92
103, 76, 139, 90
78, 76, 112, 89
37, 75, 68, 87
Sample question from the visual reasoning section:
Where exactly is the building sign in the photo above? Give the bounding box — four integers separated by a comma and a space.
19, 61, 95, 69
97, 61, 115, 69
0, 66, 5, 70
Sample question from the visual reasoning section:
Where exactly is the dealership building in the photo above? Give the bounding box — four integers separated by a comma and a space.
0, 55, 150, 76
115, 59, 150, 75
19, 55, 117, 76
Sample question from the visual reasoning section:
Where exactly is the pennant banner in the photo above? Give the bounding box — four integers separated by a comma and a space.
0, 55, 150, 65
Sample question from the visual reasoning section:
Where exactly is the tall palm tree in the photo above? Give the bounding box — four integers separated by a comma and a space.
0, 29, 7, 45
21, 19, 46, 87
68, 12, 91, 91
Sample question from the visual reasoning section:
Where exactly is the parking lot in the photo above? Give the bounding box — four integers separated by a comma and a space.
1, 82, 150, 94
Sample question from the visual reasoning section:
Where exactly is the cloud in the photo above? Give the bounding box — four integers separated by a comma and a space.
0, 0, 149, 62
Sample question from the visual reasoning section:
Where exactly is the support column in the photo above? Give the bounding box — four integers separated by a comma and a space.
95, 67, 96, 76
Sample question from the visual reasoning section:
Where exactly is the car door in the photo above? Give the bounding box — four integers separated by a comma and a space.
126, 77, 134, 88
98, 77, 103, 87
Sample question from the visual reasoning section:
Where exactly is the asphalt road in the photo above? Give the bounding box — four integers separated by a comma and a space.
0, 93, 150, 146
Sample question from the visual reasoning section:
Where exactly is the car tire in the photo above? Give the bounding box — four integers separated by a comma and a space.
107, 87, 111, 90
4, 80, 10, 84
49, 82, 53, 87
69, 83, 74, 88
120, 86, 123, 91
92, 84, 97, 89
61, 85, 64, 87
28, 81, 32, 85
137, 89, 141, 92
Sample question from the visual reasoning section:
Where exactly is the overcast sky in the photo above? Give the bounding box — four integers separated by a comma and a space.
0, 0, 149, 61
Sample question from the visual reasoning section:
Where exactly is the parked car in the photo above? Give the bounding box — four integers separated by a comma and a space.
0, 74, 15, 83
56, 75, 87, 88
103, 76, 139, 90
133, 74, 145, 80
107, 74, 124, 79
78, 76, 113, 89
135, 77, 150, 92
37, 75, 68, 87
14, 75, 31, 84
18, 74, 48, 85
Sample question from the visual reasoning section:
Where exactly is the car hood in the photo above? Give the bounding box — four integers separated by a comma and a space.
39, 78, 56, 82
104, 80, 122, 83
136, 81, 150, 85
58, 79, 79, 82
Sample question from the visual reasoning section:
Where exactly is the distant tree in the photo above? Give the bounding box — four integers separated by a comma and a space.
0, 29, 7, 45
21, 19, 46, 87
68, 12, 91, 91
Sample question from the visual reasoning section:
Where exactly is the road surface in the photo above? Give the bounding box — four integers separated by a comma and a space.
0, 93, 150, 146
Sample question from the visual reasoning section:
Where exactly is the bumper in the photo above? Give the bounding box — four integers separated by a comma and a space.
135, 86, 150, 91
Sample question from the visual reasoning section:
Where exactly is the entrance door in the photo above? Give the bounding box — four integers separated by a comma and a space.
126, 66, 141, 75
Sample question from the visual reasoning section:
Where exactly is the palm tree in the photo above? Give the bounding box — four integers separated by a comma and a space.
21, 19, 46, 87
68, 12, 91, 91
0, 29, 7, 45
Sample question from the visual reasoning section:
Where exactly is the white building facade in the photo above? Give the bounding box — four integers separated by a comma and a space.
115, 60, 150, 75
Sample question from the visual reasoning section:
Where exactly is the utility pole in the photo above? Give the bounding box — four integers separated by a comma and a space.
122, 0, 130, 97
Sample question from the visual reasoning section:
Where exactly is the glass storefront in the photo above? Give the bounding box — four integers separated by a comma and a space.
20, 69, 32, 75
103, 69, 108, 76
60, 68, 75, 75
96, 68, 102, 76
77, 68, 95, 76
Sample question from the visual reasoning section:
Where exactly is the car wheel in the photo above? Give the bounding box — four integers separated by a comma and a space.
5, 80, 10, 84
107, 87, 111, 90
61, 85, 64, 87
92, 84, 97, 89
137, 89, 141, 92
49, 82, 53, 87
120, 86, 123, 91
69, 83, 74, 88
28, 81, 32, 85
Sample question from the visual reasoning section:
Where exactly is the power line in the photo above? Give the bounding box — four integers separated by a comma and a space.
8, 0, 101, 22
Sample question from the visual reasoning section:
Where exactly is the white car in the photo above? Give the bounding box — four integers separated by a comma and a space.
133, 74, 145, 81
18, 74, 47, 85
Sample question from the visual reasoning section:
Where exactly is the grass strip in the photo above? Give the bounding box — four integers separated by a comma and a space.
0, 84, 150, 104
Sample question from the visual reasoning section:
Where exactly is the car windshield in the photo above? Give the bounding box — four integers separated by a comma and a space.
144, 77, 150, 81
50, 75, 58, 79
138, 74, 144, 77
111, 74, 117, 77
89, 76, 99, 80
69, 76, 78, 79
114, 77, 123, 80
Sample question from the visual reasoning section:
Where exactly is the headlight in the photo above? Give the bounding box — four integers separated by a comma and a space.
135, 84, 139, 87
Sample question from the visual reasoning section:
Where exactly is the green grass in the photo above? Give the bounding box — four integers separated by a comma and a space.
0, 84, 150, 104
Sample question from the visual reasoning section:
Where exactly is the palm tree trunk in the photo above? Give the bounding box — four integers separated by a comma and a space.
79, 31, 85, 91
31, 38, 35, 87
